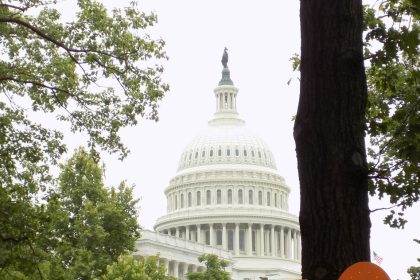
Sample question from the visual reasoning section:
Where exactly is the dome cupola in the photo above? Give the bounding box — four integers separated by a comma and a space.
177, 49, 277, 173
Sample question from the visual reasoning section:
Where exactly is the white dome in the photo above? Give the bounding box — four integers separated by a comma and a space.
177, 119, 277, 172
152, 65, 300, 279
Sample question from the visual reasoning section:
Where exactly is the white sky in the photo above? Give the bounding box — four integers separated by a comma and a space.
55, 0, 419, 279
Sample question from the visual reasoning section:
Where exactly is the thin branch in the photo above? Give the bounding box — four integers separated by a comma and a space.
370, 203, 402, 213
27, 240, 45, 280
0, 76, 94, 112
0, 17, 125, 60
0, 4, 26, 12
0, 17, 81, 64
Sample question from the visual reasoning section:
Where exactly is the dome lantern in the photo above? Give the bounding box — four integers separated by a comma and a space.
213, 48, 241, 123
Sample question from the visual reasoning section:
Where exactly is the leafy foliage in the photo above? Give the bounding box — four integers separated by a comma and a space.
100, 254, 175, 280
187, 254, 230, 280
363, 0, 419, 228
408, 239, 420, 280
0, 148, 141, 279
288, 0, 419, 228
0, 0, 167, 248
1, 0, 166, 277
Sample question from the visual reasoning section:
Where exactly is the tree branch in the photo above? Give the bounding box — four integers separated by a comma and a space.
0, 17, 81, 64
0, 17, 127, 61
0, 76, 94, 113
370, 203, 402, 213
0, 3, 26, 12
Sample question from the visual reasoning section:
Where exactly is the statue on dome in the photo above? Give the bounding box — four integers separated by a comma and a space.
221, 47, 228, 68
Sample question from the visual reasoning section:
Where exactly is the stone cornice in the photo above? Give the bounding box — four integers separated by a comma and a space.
154, 210, 299, 232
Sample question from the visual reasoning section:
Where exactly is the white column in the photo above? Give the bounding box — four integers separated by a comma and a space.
293, 230, 298, 260
209, 223, 214, 246
173, 261, 179, 279
247, 223, 252, 256
260, 224, 264, 256
297, 231, 301, 261
280, 226, 284, 258
286, 228, 292, 259
186, 226, 190, 241
271, 225, 275, 256
222, 223, 227, 250
234, 223, 240, 255
197, 224, 201, 243
266, 230, 270, 253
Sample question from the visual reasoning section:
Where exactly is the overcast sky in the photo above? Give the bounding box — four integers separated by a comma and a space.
56, 1, 420, 279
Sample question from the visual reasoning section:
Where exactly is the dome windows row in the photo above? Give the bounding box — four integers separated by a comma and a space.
167, 187, 288, 212
179, 145, 276, 169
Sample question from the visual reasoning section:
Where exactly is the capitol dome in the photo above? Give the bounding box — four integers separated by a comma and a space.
139, 51, 301, 280
177, 117, 277, 172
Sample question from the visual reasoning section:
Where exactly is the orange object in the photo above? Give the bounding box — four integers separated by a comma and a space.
338, 262, 390, 280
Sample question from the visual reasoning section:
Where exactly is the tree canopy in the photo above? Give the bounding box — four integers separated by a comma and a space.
1, 1, 166, 277
0, 147, 141, 279
100, 254, 175, 280
0, 0, 168, 223
187, 254, 230, 280
291, 0, 419, 228
363, 0, 419, 228
408, 239, 420, 280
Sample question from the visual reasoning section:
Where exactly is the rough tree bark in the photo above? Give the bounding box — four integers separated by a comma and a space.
294, 1, 371, 279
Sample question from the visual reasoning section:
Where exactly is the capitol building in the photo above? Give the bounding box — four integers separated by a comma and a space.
134, 53, 301, 280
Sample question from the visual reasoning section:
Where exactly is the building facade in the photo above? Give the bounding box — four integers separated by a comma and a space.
134, 58, 301, 280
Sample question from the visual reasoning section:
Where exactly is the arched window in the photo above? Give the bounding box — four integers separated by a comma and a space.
217, 189, 221, 204
202, 150, 205, 157
181, 193, 184, 208
188, 192, 192, 207
228, 189, 233, 204
258, 191, 262, 205
210, 150, 213, 157
238, 189, 243, 204
227, 149, 230, 156
235, 149, 239, 156
175, 195, 178, 209
197, 191, 201, 206
244, 149, 247, 156
251, 150, 255, 157
206, 190, 211, 205
258, 151, 261, 158
195, 152, 198, 159
267, 192, 271, 206
218, 149, 222, 156
249, 190, 253, 204
274, 193, 278, 207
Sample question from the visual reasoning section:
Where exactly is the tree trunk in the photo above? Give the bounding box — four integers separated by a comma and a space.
294, 1, 371, 279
